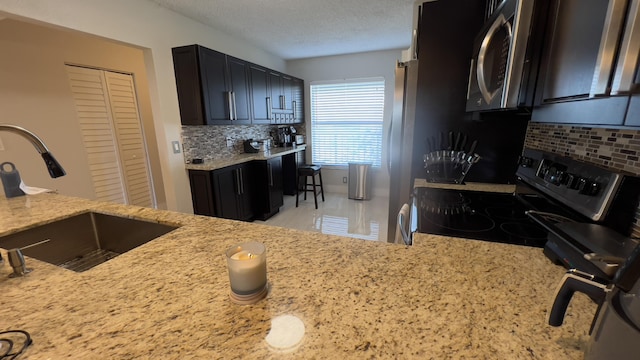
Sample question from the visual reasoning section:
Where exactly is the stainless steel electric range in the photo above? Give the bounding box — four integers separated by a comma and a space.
412, 148, 640, 281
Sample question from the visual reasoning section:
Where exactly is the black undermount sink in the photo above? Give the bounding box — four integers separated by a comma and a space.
0, 212, 179, 272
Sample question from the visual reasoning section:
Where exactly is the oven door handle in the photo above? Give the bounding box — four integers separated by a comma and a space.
584, 253, 626, 274
525, 210, 574, 225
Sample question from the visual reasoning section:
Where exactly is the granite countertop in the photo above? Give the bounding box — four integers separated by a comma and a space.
185, 145, 306, 171
0, 193, 594, 359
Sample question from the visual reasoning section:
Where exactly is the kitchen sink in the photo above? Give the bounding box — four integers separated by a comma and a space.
0, 211, 179, 272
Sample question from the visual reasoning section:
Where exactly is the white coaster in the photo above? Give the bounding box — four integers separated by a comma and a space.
265, 314, 305, 352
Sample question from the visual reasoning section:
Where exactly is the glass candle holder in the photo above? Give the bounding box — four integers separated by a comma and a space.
225, 242, 268, 304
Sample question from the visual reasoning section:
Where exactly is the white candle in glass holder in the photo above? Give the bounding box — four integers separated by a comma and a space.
226, 242, 267, 295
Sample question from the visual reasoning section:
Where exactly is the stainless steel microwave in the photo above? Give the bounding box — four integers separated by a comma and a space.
466, 0, 537, 112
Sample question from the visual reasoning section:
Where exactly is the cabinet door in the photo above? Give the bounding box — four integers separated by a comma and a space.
227, 57, 252, 124
199, 47, 232, 124
282, 75, 294, 112
268, 157, 284, 210
281, 153, 297, 195
292, 78, 304, 123
249, 65, 271, 124
532, 0, 630, 126
188, 170, 215, 216
626, 94, 640, 126
539, 0, 609, 102
236, 164, 254, 221
269, 71, 284, 110
212, 166, 241, 220
172, 46, 205, 125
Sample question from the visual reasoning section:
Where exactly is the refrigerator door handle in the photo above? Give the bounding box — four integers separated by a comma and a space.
387, 120, 393, 173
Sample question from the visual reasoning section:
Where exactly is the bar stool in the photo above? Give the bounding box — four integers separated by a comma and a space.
296, 164, 325, 209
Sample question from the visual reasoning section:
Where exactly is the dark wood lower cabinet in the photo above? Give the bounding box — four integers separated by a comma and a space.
251, 157, 284, 220
188, 163, 253, 221
188, 170, 216, 216
282, 150, 306, 195
188, 154, 301, 221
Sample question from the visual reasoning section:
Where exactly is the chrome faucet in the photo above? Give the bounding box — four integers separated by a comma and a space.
0, 124, 66, 178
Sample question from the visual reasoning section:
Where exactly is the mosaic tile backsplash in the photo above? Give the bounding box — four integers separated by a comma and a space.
525, 123, 640, 238
181, 123, 306, 161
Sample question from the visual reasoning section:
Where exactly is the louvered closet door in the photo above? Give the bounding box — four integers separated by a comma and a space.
103, 71, 154, 208
66, 66, 154, 207
67, 66, 127, 204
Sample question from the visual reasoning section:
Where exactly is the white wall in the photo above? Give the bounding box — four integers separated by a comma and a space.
287, 49, 402, 196
0, 18, 169, 207
0, 0, 285, 213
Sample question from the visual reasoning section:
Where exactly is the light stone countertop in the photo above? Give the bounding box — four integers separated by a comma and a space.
0, 193, 595, 359
185, 145, 306, 171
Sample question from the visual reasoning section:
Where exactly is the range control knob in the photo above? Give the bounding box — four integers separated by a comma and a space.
578, 179, 600, 196
565, 173, 581, 189
519, 156, 534, 168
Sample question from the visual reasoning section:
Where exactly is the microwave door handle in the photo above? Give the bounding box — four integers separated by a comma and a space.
477, 14, 511, 105
590, 0, 629, 97
612, 0, 640, 94
466, 58, 475, 100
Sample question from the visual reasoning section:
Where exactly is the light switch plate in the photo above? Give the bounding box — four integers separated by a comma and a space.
171, 141, 181, 154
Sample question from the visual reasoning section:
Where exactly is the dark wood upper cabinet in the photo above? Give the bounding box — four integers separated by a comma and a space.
292, 78, 304, 123
533, 0, 640, 127
249, 65, 271, 124
227, 56, 252, 123
172, 45, 251, 125
172, 44, 304, 125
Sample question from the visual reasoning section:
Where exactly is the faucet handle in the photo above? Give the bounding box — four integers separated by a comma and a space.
8, 248, 32, 278
6, 239, 50, 278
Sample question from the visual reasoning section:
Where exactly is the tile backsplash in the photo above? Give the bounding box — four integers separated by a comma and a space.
181, 123, 306, 161
525, 123, 640, 238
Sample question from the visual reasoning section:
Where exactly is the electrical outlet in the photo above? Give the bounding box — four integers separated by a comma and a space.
343, 176, 347, 183
226, 137, 233, 147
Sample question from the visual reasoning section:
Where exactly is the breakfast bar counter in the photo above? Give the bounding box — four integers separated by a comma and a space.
0, 193, 594, 359
185, 145, 306, 172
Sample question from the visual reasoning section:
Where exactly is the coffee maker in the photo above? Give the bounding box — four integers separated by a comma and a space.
273, 126, 295, 147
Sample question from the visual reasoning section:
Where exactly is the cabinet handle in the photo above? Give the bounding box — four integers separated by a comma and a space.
239, 167, 244, 194
267, 97, 273, 120
280, 95, 285, 109
590, 0, 629, 97
231, 91, 238, 120
268, 163, 273, 186
234, 169, 241, 195
477, 13, 512, 105
293, 101, 297, 121
612, 0, 640, 94
227, 91, 235, 121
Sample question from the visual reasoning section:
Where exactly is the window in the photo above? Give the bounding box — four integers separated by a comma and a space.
310, 78, 385, 167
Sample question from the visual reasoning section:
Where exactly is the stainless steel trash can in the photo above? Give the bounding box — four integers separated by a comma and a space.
348, 163, 372, 200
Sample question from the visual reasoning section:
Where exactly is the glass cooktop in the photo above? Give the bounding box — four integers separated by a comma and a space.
413, 187, 549, 247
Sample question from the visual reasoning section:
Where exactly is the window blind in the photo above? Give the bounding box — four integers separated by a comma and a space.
310, 78, 385, 167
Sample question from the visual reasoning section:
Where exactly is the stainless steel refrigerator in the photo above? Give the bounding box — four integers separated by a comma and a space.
386, 0, 489, 243
387, 60, 419, 242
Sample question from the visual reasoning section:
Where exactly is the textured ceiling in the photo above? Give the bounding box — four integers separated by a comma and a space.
146, 0, 418, 60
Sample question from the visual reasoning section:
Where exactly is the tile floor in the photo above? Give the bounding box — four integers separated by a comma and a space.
255, 192, 390, 242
